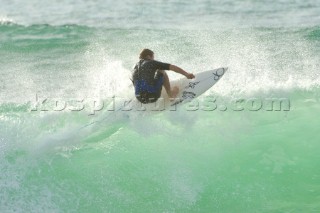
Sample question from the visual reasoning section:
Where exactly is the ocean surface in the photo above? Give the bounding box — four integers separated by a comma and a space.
1, 0, 320, 212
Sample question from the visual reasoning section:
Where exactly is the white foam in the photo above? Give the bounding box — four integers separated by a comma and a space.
181, 29, 320, 98
0, 15, 15, 25
83, 43, 132, 99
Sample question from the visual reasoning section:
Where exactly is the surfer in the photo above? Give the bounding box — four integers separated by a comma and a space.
132, 49, 195, 104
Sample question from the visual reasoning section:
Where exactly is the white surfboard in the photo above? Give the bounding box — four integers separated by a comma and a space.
129, 67, 228, 111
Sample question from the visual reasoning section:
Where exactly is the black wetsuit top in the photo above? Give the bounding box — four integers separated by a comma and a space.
132, 59, 170, 103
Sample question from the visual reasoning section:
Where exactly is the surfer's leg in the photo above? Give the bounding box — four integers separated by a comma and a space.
158, 70, 179, 98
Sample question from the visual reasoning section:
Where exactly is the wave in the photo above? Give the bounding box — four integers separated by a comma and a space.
0, 25, 319, 104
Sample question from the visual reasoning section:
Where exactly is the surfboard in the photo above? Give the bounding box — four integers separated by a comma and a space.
82, 67, 227, 128
130, 67, 228, 111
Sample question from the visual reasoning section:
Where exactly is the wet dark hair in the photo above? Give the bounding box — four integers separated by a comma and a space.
139, 49, 154, 59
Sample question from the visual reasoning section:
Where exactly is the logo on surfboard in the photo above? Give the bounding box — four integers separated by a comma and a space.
182, 91, 196, 99
170, 91, 196, 106
185, 81, 200, 89
212, 68, 225, 80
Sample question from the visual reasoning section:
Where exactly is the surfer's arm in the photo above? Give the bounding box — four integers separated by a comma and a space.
169, 65, 195, 79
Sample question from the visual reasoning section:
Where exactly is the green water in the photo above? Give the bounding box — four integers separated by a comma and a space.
1, 0, 320, 212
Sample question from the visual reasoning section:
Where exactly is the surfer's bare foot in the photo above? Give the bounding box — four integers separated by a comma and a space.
169, 86, 179, 99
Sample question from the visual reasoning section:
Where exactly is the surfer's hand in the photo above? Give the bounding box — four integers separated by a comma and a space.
186, 73, 195, 79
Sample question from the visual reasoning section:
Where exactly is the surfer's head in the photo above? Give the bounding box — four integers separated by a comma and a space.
139, 49, 154, 60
